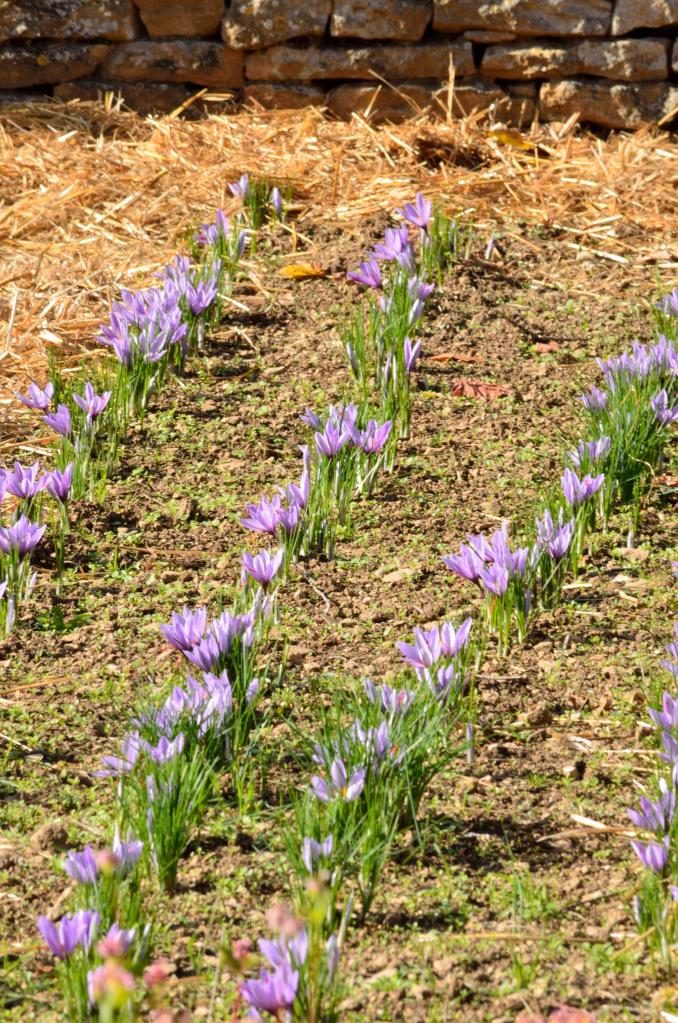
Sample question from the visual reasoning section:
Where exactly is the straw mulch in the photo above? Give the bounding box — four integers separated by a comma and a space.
1, 95, 677, 449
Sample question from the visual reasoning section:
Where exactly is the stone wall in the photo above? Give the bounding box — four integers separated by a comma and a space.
0, 1, 677, 128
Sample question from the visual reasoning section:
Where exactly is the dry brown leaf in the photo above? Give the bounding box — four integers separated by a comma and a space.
429, 352, 484, 364
534, 341, 559, 354
488, 128, 551, 158
281, 264, 326, 280
451, 379, 508, 399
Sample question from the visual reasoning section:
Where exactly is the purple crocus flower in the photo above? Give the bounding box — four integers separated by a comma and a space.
660, 625, 678, 678
408, 297, 425, 326
442, 544, 484, 583
144, 733, 185, 763
298, 446, 311, 504
330, 401, 359, 432
358, 419, 392, 455
569, 435, 611, 469
650, 690, 678, 731
6, 460, 47, 500
661, 730, 678, 768
96, 923, 135, 958
535, 508, 556, 545
627, 783, 675, 832
0, 515, 46, 556
346, 259, 382, 289
100, 321, 134, 368
44, 464, 73, 503
466, 530, 494, 562
580, 386, 607, 412
370, 680, 415, 715
596, 341, 669, 385
0, 580, 6, 601
73, 382, 111, 423
277, 502, 301, 534
399, 191, 432, 232
300, 407, 323, 431
241, 960, 298, 1019
278, 450, 310, 511
430, 663, 465, 702
186, 277, 219, 317
64, 846, 99, 885
262, 931, 308, 973
372, 226, 412, 267
193, 671, 234, 733
561, 467, 604, 508
548, 520, 574, 560
160, 606, 207, 651
311, 759, 365, 803
17, 381, 54, 412
229, 173, 249, 198
345, 341, 360, 376
397, 617, 472, 670
3, 594, 15, 632
479, 562, 509, 596
111, 830, 143, 874
184, 609, 254, 673
536, 509, 575, 560
97, 731, 142, 777
631, 837, 669, 873
214, 208, 229, 237
43, 404, 72, 438
416, 279, 436, 302
196, 209, 230, 246
665, 623, 678, 660
407, 275, 434, 304
38, 909, 99, 959
353, 719, 392, 765
241, 548, 284, 590
440, 617, 473, 657
301, 835, 334, 873
658, 288, 678, 317
404, 336, 422, 374
651, 389, 678, 427
488, 522, 529, 577
315, 420, 350, 459
184, 621, 230, 673
650, 334, 677, 372
271, 186, 282, 217
241, 494, 282, 536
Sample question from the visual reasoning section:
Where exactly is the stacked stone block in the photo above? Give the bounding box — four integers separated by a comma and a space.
0, 0, 676, 127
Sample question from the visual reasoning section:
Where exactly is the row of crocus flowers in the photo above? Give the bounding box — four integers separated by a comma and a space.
31, 195, 470, 1021
628, 563, 678, 966
437, 295, 678, 964
0, 178, 283, 636
342, 244, 678, 970
238, 190, 462, 565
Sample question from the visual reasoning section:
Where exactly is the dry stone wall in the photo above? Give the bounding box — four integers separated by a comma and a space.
0, 1, 677, 128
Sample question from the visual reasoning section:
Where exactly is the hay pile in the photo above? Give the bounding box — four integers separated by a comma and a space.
1, 95, 677, 447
